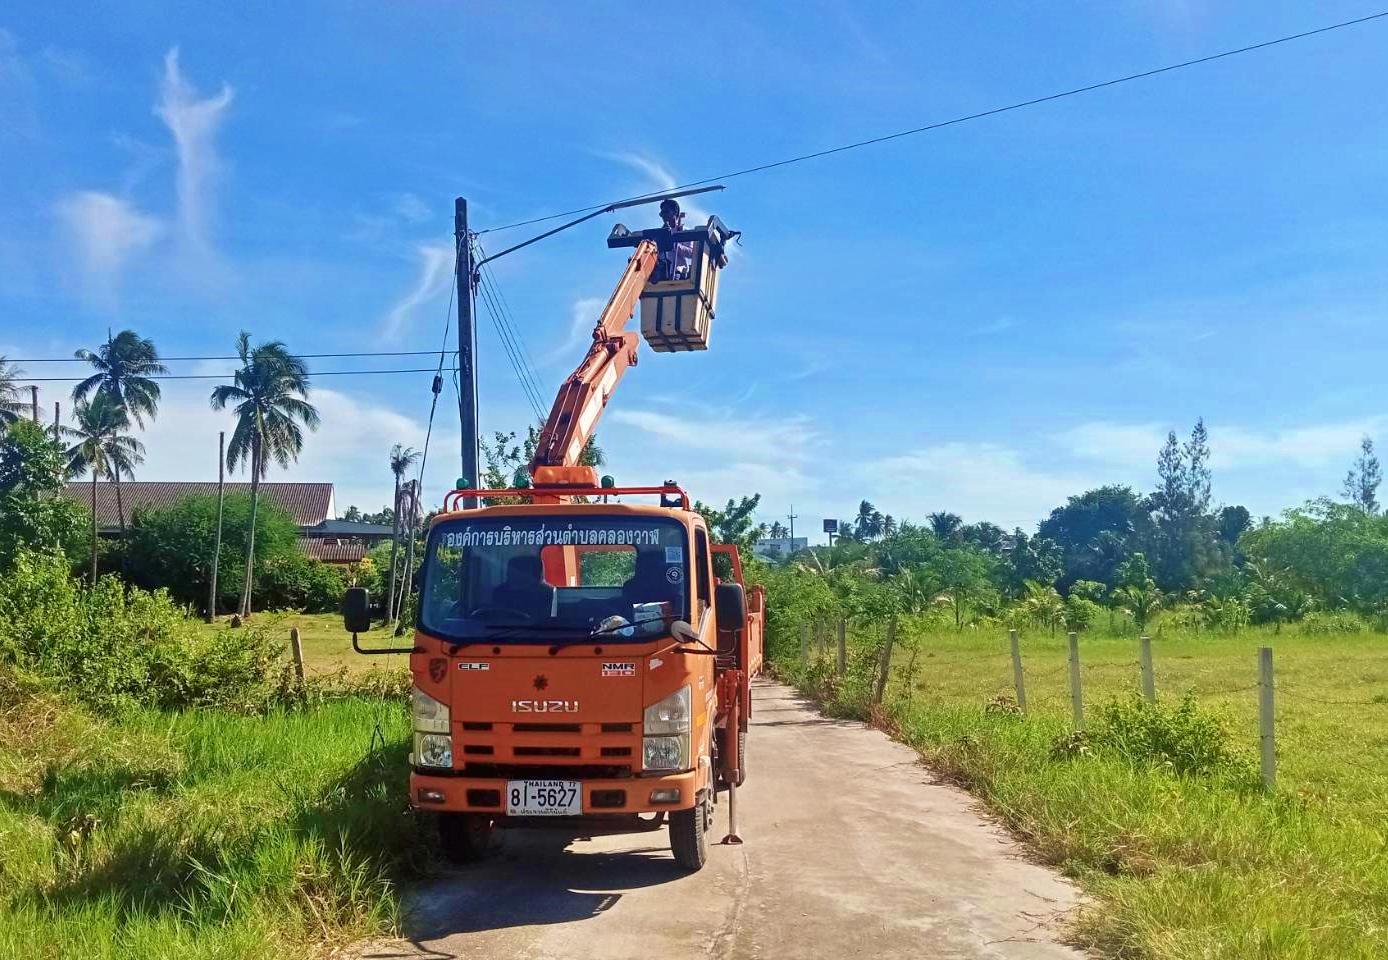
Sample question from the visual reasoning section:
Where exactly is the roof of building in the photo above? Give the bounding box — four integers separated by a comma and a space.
305, 518, 395, 538
63, 481, 335, 529
299, 538, 367, 564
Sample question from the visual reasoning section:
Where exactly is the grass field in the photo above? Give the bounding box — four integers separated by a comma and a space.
0, 664, 421, 959
201, 611, 409, 676
783, 620, 1388, 958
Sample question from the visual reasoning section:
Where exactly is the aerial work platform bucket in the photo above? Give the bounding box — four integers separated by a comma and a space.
608, 216, 737, 353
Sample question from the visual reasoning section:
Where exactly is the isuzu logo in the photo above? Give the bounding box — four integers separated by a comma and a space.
511, 699, 580, 713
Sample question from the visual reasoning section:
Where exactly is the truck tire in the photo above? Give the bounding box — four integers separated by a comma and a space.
669, 793, 711, 871
438, 813, 495, 863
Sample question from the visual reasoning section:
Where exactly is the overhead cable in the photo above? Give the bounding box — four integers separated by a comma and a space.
476, 10, 1388, 235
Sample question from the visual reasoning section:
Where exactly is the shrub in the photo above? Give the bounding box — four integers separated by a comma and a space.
123, 493, 299, 612
0, 550, 281, 712
1297, 610, 1366, 635
255, 552, 346, 613
1089, 694, 1249, 780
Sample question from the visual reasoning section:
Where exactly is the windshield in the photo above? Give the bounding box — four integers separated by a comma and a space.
419, 514, 690, 642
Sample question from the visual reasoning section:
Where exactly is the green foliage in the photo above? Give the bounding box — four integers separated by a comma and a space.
1241, 499, 1388, 614
124, 494, 299, 613
1089, 694, 1250, 780
0, 550, 282, 713
694, 494, 766, 556
1039, 485, 1145, 589
0, 356, 26, 429
255, 551, 347, 613
0, 421, 87, 569
0, 676, 427, 957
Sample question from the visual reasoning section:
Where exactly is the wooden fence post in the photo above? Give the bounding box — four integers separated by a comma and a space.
1067, 631, 1084, 731
799, 622, 809, 663
1259, 646, 1276, 788
1009, 629, 1027, 714
290, 627, 306, 688
873, 619, 897, 705
1139, 634, 1155, 704
836, 620, 847, 675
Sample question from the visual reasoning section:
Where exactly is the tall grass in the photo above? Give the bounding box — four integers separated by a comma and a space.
0, 674, 428, 959
777, 618, 1388, 959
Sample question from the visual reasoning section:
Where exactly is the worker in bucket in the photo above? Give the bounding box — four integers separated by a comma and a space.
657, 199, 694, 281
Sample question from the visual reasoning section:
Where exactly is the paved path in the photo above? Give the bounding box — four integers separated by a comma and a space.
364, 681, 1087, 960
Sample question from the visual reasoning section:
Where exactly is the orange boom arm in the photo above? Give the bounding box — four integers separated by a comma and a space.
528, 239, 658, 485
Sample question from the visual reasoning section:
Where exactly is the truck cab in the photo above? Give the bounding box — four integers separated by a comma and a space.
379, 482, 760, 871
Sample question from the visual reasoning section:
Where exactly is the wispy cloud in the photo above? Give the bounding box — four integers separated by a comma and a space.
154, 48, 233, 256
968, 316, 1016, 337
382, 243, 454, 339
539, 296, 604, 368
55, 191, 164, 301
394, 192, 432, 223
602, 152, 708, 223
0, 28, 38, 138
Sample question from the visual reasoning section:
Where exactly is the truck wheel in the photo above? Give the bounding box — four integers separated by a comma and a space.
669, 793, 711, 871
438, 813, 495, 863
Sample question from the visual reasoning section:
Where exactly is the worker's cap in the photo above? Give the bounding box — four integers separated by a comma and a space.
659, 199, 681, 217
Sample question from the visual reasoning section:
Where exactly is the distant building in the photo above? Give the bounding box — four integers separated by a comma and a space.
60, 481, 394, 566
754, 536, 808, 560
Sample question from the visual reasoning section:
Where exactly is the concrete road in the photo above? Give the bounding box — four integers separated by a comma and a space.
367, 681, 1086, 960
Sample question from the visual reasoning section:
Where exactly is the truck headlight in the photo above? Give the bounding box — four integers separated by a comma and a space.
414, 732, 453, 770
643, 735, 689, 771
413, 687, 449, 733
643, 685, 691, 735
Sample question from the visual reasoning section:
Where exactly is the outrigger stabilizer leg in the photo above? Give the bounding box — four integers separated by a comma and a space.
720, 674, 744, 845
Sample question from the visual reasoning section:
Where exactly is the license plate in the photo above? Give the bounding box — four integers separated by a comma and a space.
506, 779, 581, 816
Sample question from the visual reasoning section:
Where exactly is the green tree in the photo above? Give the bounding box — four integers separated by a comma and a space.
999, 529, 1062, 596
210, 332, 320, 617
125, 494, 299, 611
386, 443, 421, 623
767, 521, 789, 540
933, 544, 995, 629
0, 356, 26, 431
1147, 419, 1220, 591
71, 330, 168, 535
1240, 498, 1388, 613
341, 505, 363, 521
1343, 435, 1381, 514
854, 500, 884, 541
0, 420, 86, 568
928, 511, 963, 545
694, 494, 767, 556
1113, 552, 1163, 629
64, 394, 145, 585
1038, 485, 1146, 589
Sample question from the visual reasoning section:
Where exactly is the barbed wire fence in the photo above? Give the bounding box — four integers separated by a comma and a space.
793, 619, 1387, 791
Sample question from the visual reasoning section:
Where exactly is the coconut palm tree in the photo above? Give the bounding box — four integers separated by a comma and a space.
72, 330, 168, 535
210, 332, 319, 617
0, 357, 25, 431
65, 393, 145, 585
386, 443, 420, 622
929, 511, 963, 545
768, 521, 789, 540
854, 500, 884, 541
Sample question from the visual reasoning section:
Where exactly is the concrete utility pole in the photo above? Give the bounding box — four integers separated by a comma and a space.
52, 402, 60, 441
787, 505, 797, 542
455, 197, 479, 506
208, 431, 225, 623
30, 386, 38, 423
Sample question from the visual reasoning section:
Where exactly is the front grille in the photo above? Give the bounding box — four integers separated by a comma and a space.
463, 745, 494, 755
601, 723, 634, 733
462, 722, 493, 731
514, 746, 581, 757
467, 788, 502, 807
513, 723, 581, 733
600, 746, 632, 757
461, 762, 633, 780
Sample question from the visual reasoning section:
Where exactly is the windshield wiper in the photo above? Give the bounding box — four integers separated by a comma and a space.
546, 613, 684, 654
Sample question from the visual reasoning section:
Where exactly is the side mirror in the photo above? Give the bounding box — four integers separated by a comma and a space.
715, 582, 746, 629
342, 587, 371, 634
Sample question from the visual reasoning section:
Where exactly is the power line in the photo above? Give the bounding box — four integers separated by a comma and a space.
474, 273, 546, 420
9, 350, 443, 364
476, 10, 1388, 236
18, 367, 458, 382
474, 243, 548, 409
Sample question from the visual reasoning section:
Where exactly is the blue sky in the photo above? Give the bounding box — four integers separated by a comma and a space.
3, 2, 1388, 533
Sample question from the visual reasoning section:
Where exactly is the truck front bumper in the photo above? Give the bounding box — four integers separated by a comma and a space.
410, 768, 700, 815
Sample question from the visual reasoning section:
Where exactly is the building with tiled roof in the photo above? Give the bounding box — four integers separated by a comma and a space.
60, 481, 391, 566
